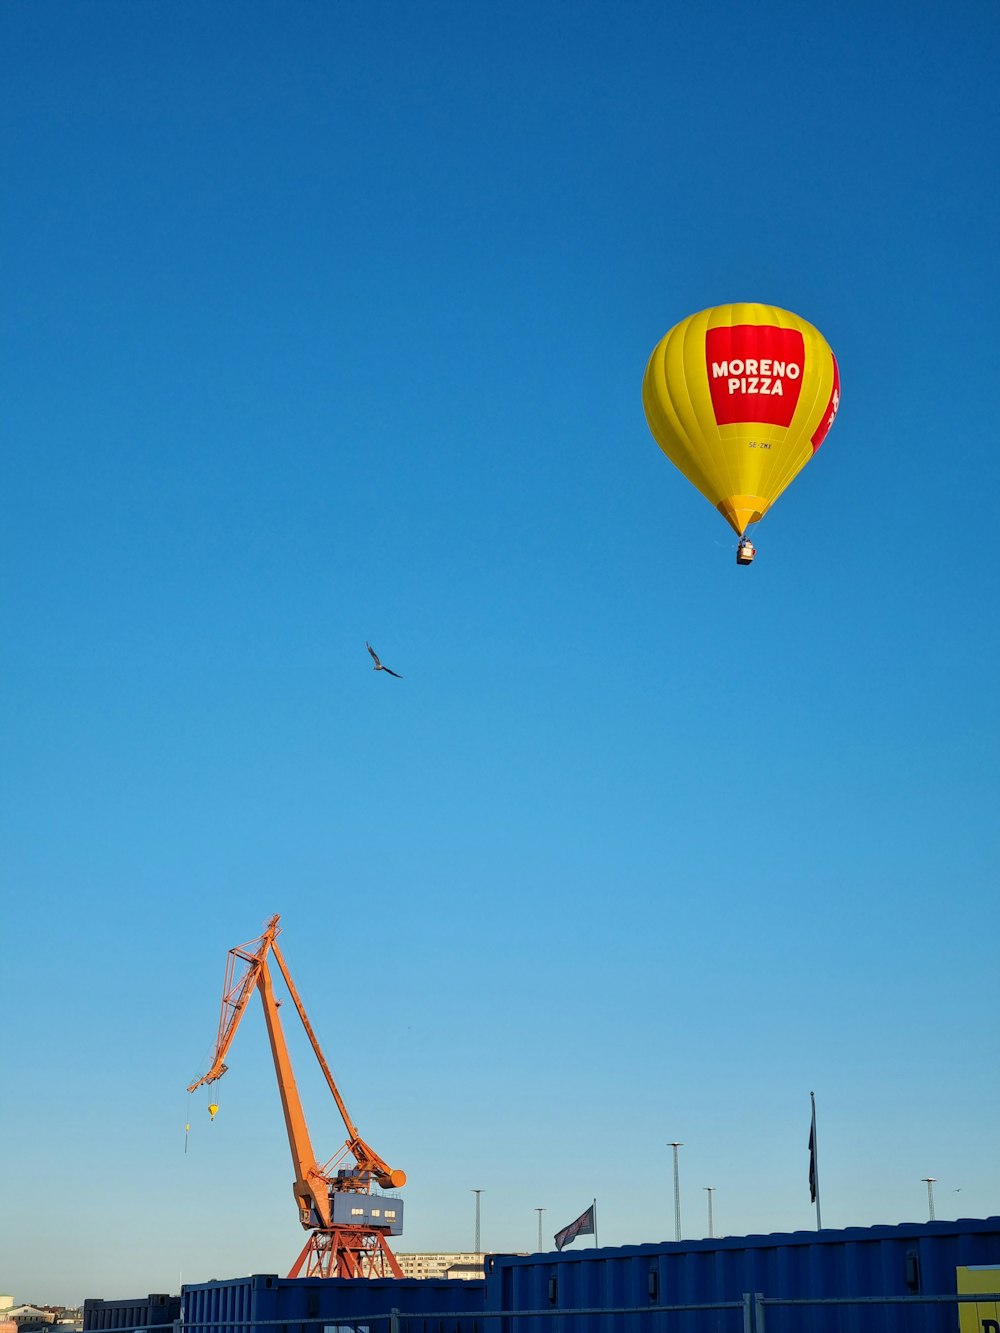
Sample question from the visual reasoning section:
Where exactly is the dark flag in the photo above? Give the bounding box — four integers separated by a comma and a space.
554, 1202, 596, 1252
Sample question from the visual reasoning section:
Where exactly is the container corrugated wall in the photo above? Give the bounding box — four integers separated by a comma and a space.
483, 1215, 1000, 1332
183, 1273, 485, 1333
82, 1296, 180, 1332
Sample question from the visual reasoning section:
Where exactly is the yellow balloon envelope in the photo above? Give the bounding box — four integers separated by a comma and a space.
642, 303, 840, 536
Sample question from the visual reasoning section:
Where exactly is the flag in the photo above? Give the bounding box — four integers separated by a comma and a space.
554, 1203, 596, 1252
808, 1096, 818, 1203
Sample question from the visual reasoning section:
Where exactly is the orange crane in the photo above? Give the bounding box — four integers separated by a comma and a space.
187, 914, 406, 1278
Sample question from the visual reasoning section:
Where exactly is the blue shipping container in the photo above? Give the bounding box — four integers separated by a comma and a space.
143, 1217, 1000, 1333
483, 1215, 1000, 1332
82, 1295, 181, 1332
183, 1272, 485, 1333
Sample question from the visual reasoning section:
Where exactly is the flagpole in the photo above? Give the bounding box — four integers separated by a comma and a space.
592, 1199, 598, 1248
810, 1091, 822, 1230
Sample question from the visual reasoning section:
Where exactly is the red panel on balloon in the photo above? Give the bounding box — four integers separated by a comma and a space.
706, 325, 804, 427
810, 354, 841, 451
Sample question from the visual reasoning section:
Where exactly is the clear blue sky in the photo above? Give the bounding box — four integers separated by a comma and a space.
2, 0, 997, 1306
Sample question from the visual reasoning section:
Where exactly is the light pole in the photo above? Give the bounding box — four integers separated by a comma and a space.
535, 1207, 546, 1251
922, 1178, 937, 1221
472, 1189, 482, 1254
668, 1142, 684, 1241
704, 1187, 715, 1239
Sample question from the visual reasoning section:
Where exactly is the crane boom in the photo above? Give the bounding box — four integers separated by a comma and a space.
269, 937, 404, 1190
188, 914, 405, 1278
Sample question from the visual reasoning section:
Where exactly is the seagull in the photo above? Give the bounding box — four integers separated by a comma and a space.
366, 642, 403, 678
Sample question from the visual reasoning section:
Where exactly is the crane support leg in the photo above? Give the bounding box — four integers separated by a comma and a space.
289, 1230, 404, 1280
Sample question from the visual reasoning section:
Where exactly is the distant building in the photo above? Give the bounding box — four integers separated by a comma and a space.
444, 1263, 486, 1281
6, 1308, 56, 1332
0, 1298, 14, 1312
395, 1253, 484, 1280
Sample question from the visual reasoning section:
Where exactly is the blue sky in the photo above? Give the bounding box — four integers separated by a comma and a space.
2, 0, 998, 1305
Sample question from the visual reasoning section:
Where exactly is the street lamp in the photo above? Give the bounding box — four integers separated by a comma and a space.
668, 1142, 684, 1241
922, 1178, 937, 1221
535, 1207, 546, 1251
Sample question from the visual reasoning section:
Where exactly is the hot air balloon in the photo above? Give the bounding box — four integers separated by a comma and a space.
642, 303, 840, 564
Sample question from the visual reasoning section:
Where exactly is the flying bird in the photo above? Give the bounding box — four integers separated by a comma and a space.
366, 642, 403, 678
